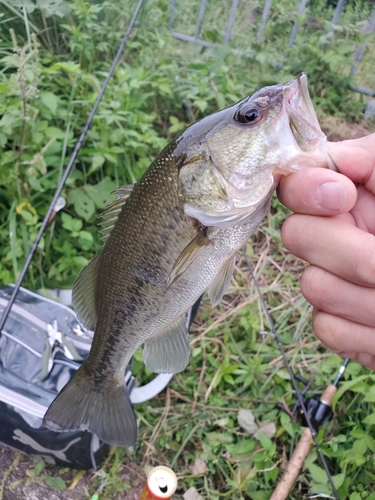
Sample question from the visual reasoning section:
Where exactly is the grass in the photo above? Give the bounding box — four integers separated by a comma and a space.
0, 0, 375, 498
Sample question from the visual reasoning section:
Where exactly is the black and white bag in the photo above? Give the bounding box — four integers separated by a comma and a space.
0, 285, 196, 469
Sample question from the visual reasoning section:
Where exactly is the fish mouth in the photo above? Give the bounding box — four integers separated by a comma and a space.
282, 74, 324, 152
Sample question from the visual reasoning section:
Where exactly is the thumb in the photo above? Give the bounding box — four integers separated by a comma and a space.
328, 132, 375, 194
277, 167, 357, 216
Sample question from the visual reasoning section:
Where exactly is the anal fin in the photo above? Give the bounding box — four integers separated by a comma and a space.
143, 315, 190, 374
207, 255, 236, 307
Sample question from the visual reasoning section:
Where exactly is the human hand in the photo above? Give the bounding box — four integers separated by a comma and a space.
277, 133, 375, 369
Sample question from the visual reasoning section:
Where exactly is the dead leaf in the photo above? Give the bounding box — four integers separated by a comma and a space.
189, 458, 207, 475
238, 408, 258, 435
183, 487, 203, 500
254, 420, 276, 439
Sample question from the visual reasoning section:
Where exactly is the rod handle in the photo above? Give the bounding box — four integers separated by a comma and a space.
269, 427, 313, 500
320, 384, 337, 406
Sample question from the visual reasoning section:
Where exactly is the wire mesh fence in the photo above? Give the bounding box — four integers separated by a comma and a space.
168, 0, 375, 97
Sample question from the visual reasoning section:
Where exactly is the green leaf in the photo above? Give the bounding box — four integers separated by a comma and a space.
248, 491, 272, 500
257, 432, 273, 451
84, 177, 118, 209
333, 375, 372, 409
226, 439, 255, 456
40, 91, 58, 114
32, 457, 45, 476
45, 127, 66, 140
332, 472, 346, 489
78, 231, 94, 242
0, 151, 18, 166
88, 154, 105, 174
61, 213, 83, 232
364, 385, 375, 402
205, 432, 233, 444
280, 412, 295, 438
48, 62, 80, 73
351, 437, 367, 457
69, 190, 96, 221
308, 463, 327, 484
194, 99, 208, 113
350, 428, 365, 439
366, 434, 375, 452
252, 452, 267, 463
0, 55, 20, 68
45, 476, 66, 491
363, 412, 375, 426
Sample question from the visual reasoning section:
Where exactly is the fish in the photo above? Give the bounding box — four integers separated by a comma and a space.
43, 74, 330, 446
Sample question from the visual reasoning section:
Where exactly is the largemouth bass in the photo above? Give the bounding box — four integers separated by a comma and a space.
43, 74, 330, 446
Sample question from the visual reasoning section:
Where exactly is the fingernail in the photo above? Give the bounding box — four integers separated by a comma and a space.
316, 182, 346, 211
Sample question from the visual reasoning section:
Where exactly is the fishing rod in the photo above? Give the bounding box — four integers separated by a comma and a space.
243, 251, 348, 500
0, 0, 146, 336
270, 359, 348, 500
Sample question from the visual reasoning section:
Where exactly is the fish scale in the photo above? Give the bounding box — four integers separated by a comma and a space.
43, 74, 331, 446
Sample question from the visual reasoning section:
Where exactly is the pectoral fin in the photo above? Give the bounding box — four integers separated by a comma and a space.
143, 315, 190, 374
207, 256, 236, 307
167, 231, 208, 287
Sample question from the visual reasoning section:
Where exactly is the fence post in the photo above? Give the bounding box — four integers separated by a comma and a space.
286, 0, 309, 56
224, 0, 240, 45
257, 0, 273, 43
350, 8, 375, 79
168, 0, 178, 30
328, 0, 345, 36
195, 0, 208, 39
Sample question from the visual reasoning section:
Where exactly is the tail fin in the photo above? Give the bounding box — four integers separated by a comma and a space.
43, 368, 137, 447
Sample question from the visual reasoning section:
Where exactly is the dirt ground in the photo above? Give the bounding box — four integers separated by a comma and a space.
322, 115, 375, 142
0, 444, 148, 499
0, 445, 92, 500
1, 115, 374, 500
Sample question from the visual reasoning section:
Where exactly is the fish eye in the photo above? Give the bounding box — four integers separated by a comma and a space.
234, 106, 262, 125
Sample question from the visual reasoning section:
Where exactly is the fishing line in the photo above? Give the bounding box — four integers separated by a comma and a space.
242, 250, 339, 500
0, 0, 146, 336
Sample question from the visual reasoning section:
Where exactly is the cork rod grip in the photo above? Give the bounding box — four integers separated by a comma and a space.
269, 427, 313, 500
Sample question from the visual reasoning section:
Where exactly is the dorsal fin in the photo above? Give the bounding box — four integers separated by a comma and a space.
98, 184, 133, 245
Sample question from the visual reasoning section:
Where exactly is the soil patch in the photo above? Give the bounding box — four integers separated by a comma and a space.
321, 115, 375, 142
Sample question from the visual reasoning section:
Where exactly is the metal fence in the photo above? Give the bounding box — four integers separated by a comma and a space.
167, 0, 375, 98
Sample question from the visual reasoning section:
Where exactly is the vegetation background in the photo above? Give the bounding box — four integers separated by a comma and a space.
0, 0, 375, 498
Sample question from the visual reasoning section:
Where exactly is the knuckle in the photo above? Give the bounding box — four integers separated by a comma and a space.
300, 267, 333, 311
312, 311, 341, 351
281, 214, 311, 254
354, 235, 375, 286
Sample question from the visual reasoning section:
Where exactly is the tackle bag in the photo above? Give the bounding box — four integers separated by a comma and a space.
0, 285, 200, 469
